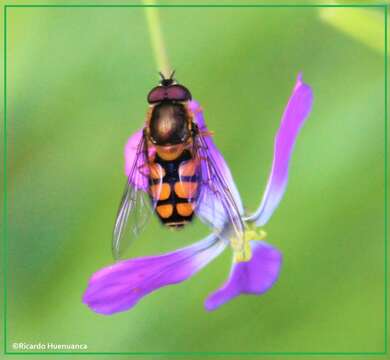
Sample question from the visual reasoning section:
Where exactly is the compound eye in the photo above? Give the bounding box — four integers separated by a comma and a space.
166, 85, 192, 102
147, 86, 166, 104
147, 84, 192, 104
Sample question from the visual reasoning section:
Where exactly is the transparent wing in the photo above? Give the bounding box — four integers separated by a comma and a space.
112, 132, 154, 259
193, 133, 245, 252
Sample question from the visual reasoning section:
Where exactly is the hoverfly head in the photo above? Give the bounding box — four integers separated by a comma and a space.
147, 70, 192, 104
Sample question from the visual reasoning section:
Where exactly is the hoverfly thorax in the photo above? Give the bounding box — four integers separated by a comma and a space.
149, 101, 191, 146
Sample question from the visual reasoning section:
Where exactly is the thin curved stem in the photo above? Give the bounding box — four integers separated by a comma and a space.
143, 0, 171, 76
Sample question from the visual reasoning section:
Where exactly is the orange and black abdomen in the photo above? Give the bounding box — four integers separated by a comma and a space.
148, 150, 198, 228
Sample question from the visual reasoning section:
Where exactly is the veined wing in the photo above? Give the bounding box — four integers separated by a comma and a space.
193, 132, 245, 253
112, 130, 156, 259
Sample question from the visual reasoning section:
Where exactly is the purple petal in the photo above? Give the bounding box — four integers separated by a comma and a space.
83, 234, 227, 315
188, 100, 244, 215
204, 241, 282, 311
246, 73, 313, 226
124, 129, 143, 177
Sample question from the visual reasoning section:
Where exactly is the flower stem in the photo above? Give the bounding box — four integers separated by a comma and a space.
143, 0, 171, 76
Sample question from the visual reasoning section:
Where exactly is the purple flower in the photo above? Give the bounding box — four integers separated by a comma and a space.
83, 74, 313, 315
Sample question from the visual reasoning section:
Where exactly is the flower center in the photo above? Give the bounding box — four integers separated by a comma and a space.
231, 224, 267, 263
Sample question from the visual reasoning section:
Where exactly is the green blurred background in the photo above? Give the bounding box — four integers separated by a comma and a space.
1, 0, 388, 358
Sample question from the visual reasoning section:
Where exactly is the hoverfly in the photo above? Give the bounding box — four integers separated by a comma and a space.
112, 71, 244, 259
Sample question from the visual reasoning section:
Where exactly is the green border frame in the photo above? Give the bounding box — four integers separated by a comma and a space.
2, 3, 388, 356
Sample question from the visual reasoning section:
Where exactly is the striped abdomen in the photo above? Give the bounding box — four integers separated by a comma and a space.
148, 150, 198, 228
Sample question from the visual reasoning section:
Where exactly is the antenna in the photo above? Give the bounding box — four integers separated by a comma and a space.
158, 70, 175, 86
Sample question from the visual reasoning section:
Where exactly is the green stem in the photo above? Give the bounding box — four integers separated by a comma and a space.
143, 0, 171, 76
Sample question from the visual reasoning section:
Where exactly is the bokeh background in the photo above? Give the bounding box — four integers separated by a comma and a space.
0, 0, 387, 358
